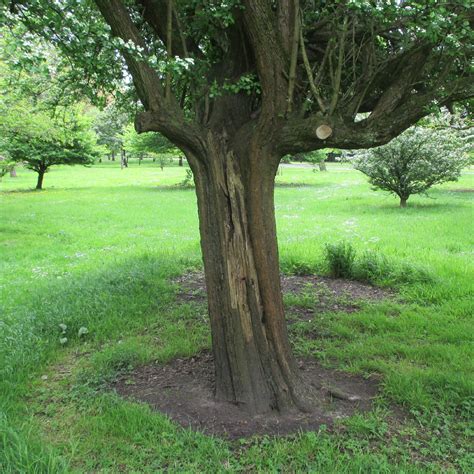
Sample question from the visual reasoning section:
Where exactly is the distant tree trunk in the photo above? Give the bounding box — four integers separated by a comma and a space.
111, 150, 115, 161
120, 149, 128, 169
36, 168, 46, 190
318, 161, 327, 171
9, 168, 17, 177
400, 197, 408, 207
190, 137, 315, 414
178, 156, 183, 166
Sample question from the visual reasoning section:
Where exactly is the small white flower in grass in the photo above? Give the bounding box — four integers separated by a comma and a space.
78, 327, 89, 337
59, 323, 67, 333
59, 337, 68, 345
343, 218, 357, 227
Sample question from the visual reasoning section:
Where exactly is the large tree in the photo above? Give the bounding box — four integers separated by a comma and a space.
5, 0, 472, 414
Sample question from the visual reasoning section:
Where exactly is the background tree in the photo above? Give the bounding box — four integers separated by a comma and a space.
0, 102, 98, 189
0, 26, 99, 190
0, 155, 15, 180
292, 150, 329, 171
121, 123, 177, 168
93, 105, 129, 162
354, 127, 469, 207
5, 1, 472, 414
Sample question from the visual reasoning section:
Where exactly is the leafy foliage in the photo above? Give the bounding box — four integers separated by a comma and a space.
353, 127, 469, 207
93, 105, 129, 157
325, 241, 356, 278
0, 26, 100, 189
2, 0, 472, 154
122, 124, 176, 158
0, 155, 15, 180
0, 101, 98, 188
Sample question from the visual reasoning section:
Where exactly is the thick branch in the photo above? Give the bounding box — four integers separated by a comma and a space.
137, 0, 198, 58
286, 2, 300, 115
242, 1, 288, 116
369, 46, 432, 121
299, 20, 326, 113
94, 0, 204, 156
277, 76, 474, 155
94, 0, 164, 110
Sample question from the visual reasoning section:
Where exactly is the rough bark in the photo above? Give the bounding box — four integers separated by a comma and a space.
191, 134, 315, 414
400, 197, 408, 208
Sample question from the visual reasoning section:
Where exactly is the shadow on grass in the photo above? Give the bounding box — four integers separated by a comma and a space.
1, 188, 40, 194
0, 253, 201, 388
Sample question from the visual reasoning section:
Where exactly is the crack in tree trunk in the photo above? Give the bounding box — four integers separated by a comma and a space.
192, 135, 316, 414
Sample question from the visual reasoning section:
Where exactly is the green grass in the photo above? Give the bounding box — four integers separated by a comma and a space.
1, 161, 473, 472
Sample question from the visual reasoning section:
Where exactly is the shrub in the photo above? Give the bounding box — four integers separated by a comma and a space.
353, 127, 469, 207
179, 168, 194, 187
324, 242, 434, 285
353, 250, 391, 283
325, 241, 356, 278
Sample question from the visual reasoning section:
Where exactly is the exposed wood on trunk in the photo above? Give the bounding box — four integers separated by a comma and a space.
192, 136, 316, 413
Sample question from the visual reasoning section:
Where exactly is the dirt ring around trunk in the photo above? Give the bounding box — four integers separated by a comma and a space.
111, 351, 387, 439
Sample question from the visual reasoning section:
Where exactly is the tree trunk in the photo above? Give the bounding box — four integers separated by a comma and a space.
36, 169, 45, 190
318, 161, 327, 171
400, 197, 408, 207
179, 156, 183, 166
191, 136, 315, 414
120, 149, 128, 169
9, 168, 16, 178
111, 150, 115, 161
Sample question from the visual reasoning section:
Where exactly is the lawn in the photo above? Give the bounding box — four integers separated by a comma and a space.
1, 161, 473, 472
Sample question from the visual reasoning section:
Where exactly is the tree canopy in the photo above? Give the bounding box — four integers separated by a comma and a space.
3, 1, 472, 155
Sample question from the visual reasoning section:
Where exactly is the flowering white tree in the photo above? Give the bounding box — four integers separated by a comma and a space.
353, 127, 469, 207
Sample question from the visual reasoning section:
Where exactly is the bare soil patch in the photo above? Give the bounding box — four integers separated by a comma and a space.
112, 351, 381, 439
173, 271, 392, 322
